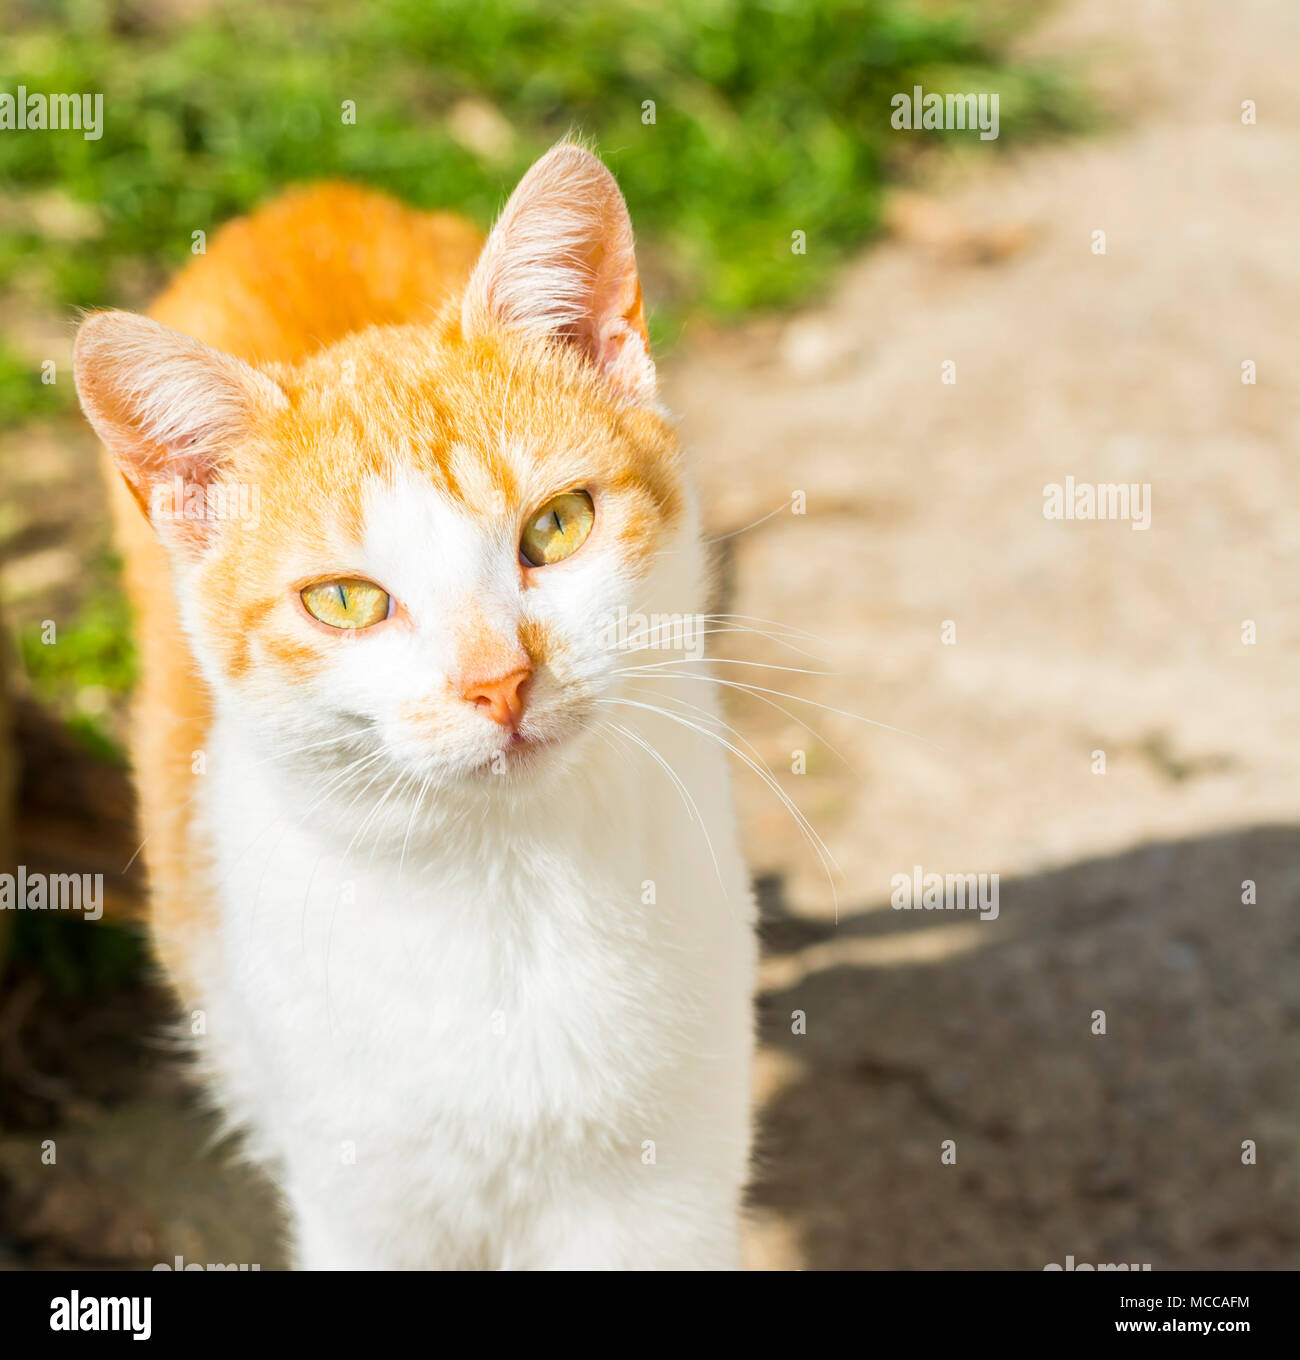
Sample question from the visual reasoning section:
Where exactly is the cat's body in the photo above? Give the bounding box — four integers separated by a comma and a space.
206, 687, 752, 1269
77, 153, 756, 1268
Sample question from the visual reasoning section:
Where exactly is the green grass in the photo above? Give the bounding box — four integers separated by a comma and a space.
8, 911, 147, 995
0, 339, 74, 426
2, 0, 1086, 324
16, 571, 136, 762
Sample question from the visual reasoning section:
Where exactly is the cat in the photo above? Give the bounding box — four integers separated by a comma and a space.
73, 143, 757, 1270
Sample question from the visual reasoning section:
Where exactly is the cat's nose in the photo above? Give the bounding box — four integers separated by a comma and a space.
462, 666, 532, 729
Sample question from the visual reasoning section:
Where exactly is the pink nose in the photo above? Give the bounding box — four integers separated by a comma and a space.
462, 667, 532, 729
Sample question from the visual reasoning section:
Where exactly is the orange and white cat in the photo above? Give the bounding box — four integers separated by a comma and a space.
73, 144, 756, 1269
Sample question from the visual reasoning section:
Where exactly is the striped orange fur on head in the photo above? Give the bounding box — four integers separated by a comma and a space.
74, 143, 690, 789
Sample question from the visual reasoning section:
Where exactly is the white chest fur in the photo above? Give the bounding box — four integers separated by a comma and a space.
192, 700, 756, 1269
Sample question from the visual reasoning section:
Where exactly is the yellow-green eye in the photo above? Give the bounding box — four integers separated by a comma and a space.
520, 490, 594, 567
300, 578, 391, 629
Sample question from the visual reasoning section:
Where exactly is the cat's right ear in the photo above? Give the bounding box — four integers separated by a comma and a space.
461, 143, 657, 407
73, 310, 287, 549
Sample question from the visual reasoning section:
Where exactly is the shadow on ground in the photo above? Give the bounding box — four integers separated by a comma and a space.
748, 825, 1300, 1270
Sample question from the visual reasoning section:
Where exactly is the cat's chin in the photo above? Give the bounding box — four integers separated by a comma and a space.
507, 730, 551, 754
463, 701, 602, 780
472, 713, 609, 781
476, 730, 562, 775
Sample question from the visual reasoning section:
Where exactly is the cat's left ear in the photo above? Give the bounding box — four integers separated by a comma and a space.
461, 142, 656, 406
73, 310, 287, 550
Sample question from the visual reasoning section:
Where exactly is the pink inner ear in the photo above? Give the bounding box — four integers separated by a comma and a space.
461, 144, 657, 405
73, 310, 287, 545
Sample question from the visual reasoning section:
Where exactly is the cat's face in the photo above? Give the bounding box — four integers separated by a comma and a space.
75, 144, 699, 788
192, 327, 687, 785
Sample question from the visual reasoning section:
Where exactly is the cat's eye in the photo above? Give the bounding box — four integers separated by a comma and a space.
520, 490, 595, 567
300, 578, 391, 630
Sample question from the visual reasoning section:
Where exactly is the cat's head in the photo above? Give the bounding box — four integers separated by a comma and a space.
74, 144, 702, 789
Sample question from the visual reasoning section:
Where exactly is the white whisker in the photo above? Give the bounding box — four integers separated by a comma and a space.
623, 670, 938, 750
604, 720, 728, 904
598, 694, 842, 920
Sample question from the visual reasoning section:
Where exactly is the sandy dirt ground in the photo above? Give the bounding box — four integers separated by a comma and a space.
1, 0, 1295, 1270
689, 0, 1300, 1268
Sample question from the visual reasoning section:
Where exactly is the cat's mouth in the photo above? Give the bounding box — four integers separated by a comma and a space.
473, 702, 598, 775
467, 726, 561, 775
508, 730, 548, 752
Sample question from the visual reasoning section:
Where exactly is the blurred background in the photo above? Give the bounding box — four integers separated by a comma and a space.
0, 0, 1295, 1269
